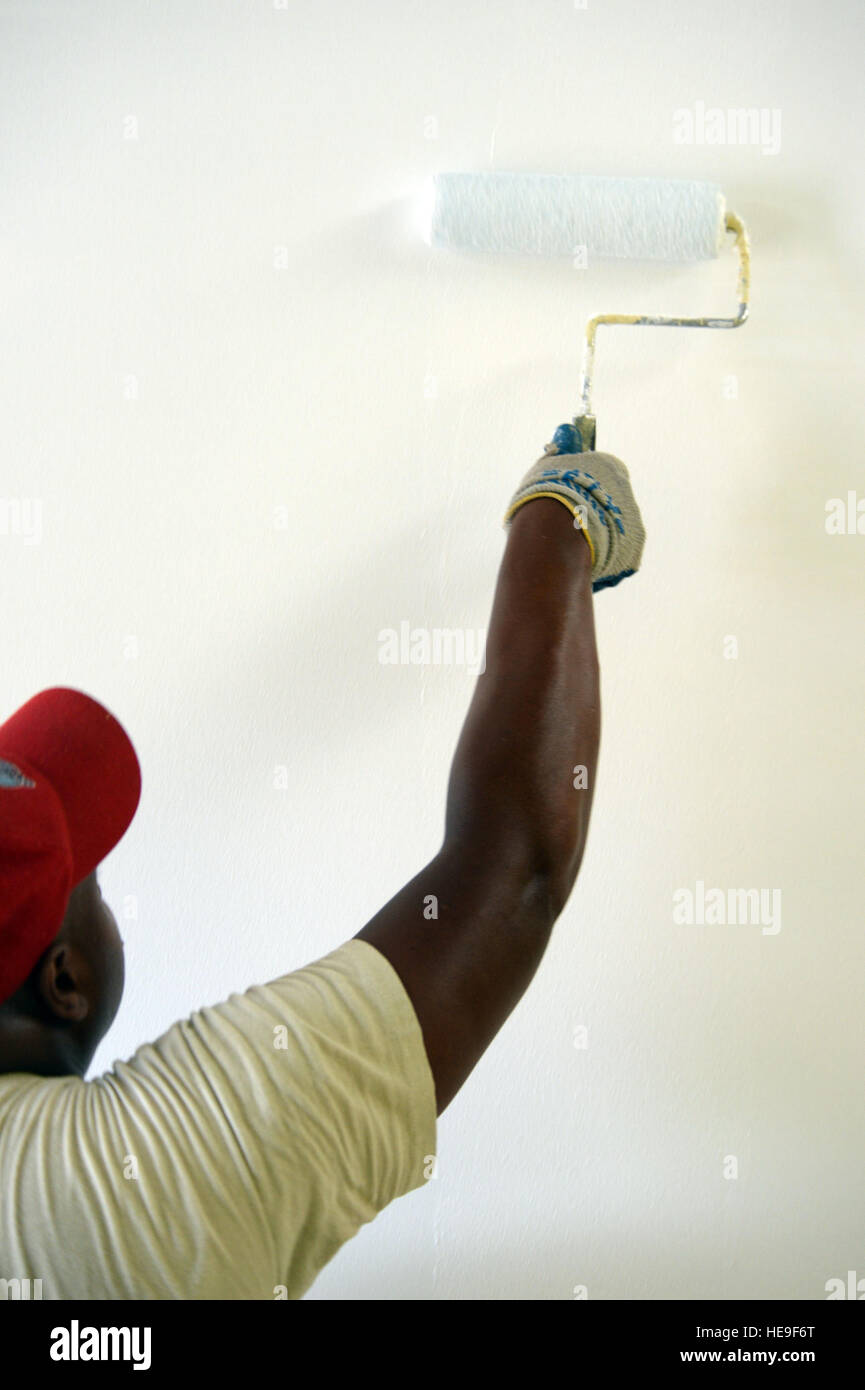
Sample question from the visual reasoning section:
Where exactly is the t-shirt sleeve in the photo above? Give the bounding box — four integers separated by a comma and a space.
83, 938, 437, 1299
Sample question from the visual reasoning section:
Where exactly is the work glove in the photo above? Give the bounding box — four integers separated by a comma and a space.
504, 423, 646, 592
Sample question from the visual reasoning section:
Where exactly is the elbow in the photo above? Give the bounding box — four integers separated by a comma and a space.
551, 844, 589, 918
439, 822, 588, 926
532, 838, 589, 920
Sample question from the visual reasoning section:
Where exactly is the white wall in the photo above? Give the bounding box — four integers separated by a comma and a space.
2, 0, 863, 1300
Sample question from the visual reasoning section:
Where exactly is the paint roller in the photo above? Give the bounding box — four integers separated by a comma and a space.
424, 172, 750, 452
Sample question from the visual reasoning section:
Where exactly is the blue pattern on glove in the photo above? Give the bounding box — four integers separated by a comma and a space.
592, 568, 635, 592
551, 422, 579, 454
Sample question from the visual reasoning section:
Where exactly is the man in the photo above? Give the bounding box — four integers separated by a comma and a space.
0, 434, 644, 1299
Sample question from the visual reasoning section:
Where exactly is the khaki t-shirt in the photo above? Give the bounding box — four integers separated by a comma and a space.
0, 939, 437, 1299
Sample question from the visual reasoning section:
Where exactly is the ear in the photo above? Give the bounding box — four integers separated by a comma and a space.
37, 943, 90, 1023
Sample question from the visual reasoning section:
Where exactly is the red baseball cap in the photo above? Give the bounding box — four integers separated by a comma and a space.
0, 688, 141, 1006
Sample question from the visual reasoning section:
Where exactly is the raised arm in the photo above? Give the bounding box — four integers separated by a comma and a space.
356, 481, 607, 1116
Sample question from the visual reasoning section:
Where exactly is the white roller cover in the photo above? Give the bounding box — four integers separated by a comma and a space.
429, 172, 727, 261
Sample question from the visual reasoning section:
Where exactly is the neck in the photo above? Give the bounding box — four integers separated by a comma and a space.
0, 1015, 84, 1078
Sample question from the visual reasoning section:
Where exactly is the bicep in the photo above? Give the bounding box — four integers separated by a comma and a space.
355, 843, 555, 1116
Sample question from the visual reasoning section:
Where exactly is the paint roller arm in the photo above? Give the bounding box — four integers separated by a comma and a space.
355, 499, 600, 1116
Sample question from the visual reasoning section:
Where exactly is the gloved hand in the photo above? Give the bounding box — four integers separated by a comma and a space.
503, 425, 646, 592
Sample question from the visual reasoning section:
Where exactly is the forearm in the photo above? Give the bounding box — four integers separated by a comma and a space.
443, 497, 600, 909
